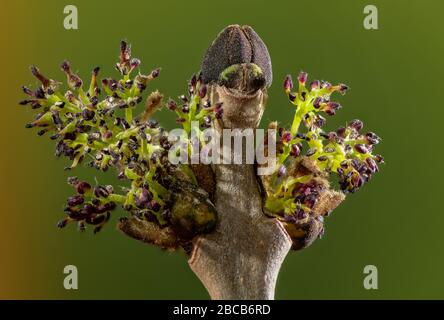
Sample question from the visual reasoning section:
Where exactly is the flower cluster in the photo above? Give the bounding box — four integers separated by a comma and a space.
262, 71, 383, 243
20, 41, 217, 237
18, 38, 383, 251
168, 73, 223, 130
57, 177, 123, 233
165, 73, 224, 165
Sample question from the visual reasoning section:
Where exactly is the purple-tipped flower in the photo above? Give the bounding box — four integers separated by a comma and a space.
121, 118, 130, 129
338, 83, 349, 95
67, 195, 84, 207
124, 79, 133, 89
51, 111, 63, 129
215, 109, 224, 119
82, 109, 95, 121
290, 143, 301, 157
167, 99, 177, 111
90, 96, 99, 106
306, 148, 317, 157
310, 80, 320, 91
92, 66, 100, 76
296, 209, 307, 220
284, 214, 297, 224
30, 65, 51, 88
182, 104, 190, 113
281, 131, 292, 144
277, 165, 287, 177
336, 127, 346, 138
203, 115, 212, 128
348, 119, 363, 132
203, 100, 211, 109
327, 102, 341, 110
135, 188, 151, 209
298, 71, 307, 85
19, 100, 32, 105
365, 157, 378, 173
374, 154, 384, 163
115, 41, 133, 75
75, 181, 91, 194
60, 60, 71, 73
150, 68, 160, 78
314, 115, 326, 128
148, 200, 161, 212
365, 132, 380, 145
354, 144, 368, 154
130, 58, 141, 70
78, 221, 86, 232
313, 97, 323, 109
105, 185, 114, 194
34, 87, 45, 99
60, 60, 83, 89
323, 102, 341, 116
22, 86, 34, 96
214, 102, 223, 112
57, 218, 69, 229
81, 203, 97, 216
101, 78, 109, 88
198, 83, 207, 98
103, 131, 113, 139
120, 41, 131, 64
283, 74, 293, 92
189, 74, 197, 92
321, 81, 332, 89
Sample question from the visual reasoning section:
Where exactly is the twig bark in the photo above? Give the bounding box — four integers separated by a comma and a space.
189, 163, 292, 299
188, 83, 292, 300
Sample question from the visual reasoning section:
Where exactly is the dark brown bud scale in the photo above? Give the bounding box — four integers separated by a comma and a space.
201, 25, 272, 88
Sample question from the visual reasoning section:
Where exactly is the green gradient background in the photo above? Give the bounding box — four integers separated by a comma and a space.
1, 0, 443, 299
